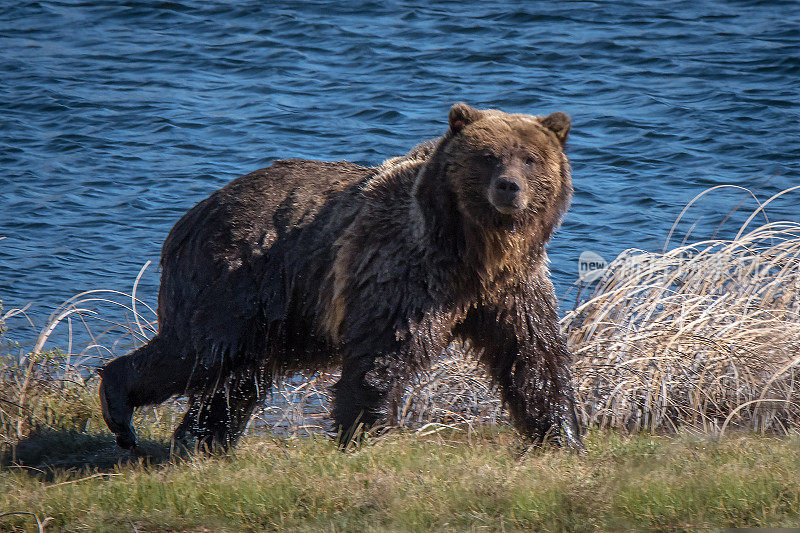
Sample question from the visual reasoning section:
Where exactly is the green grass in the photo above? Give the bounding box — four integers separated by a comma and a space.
1, 426, 799, 531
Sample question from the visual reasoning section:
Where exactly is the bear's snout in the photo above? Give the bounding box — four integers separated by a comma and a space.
489, 176, 527, 214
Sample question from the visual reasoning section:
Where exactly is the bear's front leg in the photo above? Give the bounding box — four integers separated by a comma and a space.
497, 338, 583, 449
332, 350, 409, 447
457, 294, 583, 450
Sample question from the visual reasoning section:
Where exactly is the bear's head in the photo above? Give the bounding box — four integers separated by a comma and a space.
446, 102, 571, 228
413, 103, 572, 261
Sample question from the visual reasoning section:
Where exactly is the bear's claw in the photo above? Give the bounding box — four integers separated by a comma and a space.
115, 429, 137, 450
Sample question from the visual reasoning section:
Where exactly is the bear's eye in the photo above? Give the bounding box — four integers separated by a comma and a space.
523, 156, 539, 167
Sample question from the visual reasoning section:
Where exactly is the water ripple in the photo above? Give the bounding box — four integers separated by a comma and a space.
0, 0, 798, 338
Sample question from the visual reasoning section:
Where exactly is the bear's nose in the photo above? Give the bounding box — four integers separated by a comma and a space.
495, 178, 520, 194
494, 177, 521, 205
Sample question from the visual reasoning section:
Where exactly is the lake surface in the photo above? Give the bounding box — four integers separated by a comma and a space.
1, 1, 798, 350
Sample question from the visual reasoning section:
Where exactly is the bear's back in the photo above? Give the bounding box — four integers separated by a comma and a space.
156, 159, 374, 342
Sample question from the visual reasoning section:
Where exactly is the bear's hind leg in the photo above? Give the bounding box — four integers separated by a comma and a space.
98, 358, 137, 449
99, 335, 197, 449
173, 365, 269, 451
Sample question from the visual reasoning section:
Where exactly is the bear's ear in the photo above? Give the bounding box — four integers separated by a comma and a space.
540, 111, 571, 145
449, 102, 482, 134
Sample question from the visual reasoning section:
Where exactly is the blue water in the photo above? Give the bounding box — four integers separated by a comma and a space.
1, 1, 799, 347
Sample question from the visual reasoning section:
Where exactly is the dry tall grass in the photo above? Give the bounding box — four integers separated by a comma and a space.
565, 186, 800, 433
0, 262, 160, 455
1, 186, 798, 455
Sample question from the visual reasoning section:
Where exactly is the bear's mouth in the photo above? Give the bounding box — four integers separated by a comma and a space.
488, 195, 527, 215
492, 203, 524, 215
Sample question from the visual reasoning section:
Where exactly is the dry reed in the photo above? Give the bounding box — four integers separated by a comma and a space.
564, 186, 800, 434
1, 186, 798, 453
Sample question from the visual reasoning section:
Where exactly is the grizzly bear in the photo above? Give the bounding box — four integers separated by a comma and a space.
99, 103, 583, 450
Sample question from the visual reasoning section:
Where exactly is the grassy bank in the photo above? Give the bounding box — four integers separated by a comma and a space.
1, 187, 799, 530
2, 428, 800, 531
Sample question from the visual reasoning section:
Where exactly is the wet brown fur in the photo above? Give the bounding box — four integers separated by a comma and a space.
99, 104, 582, 450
